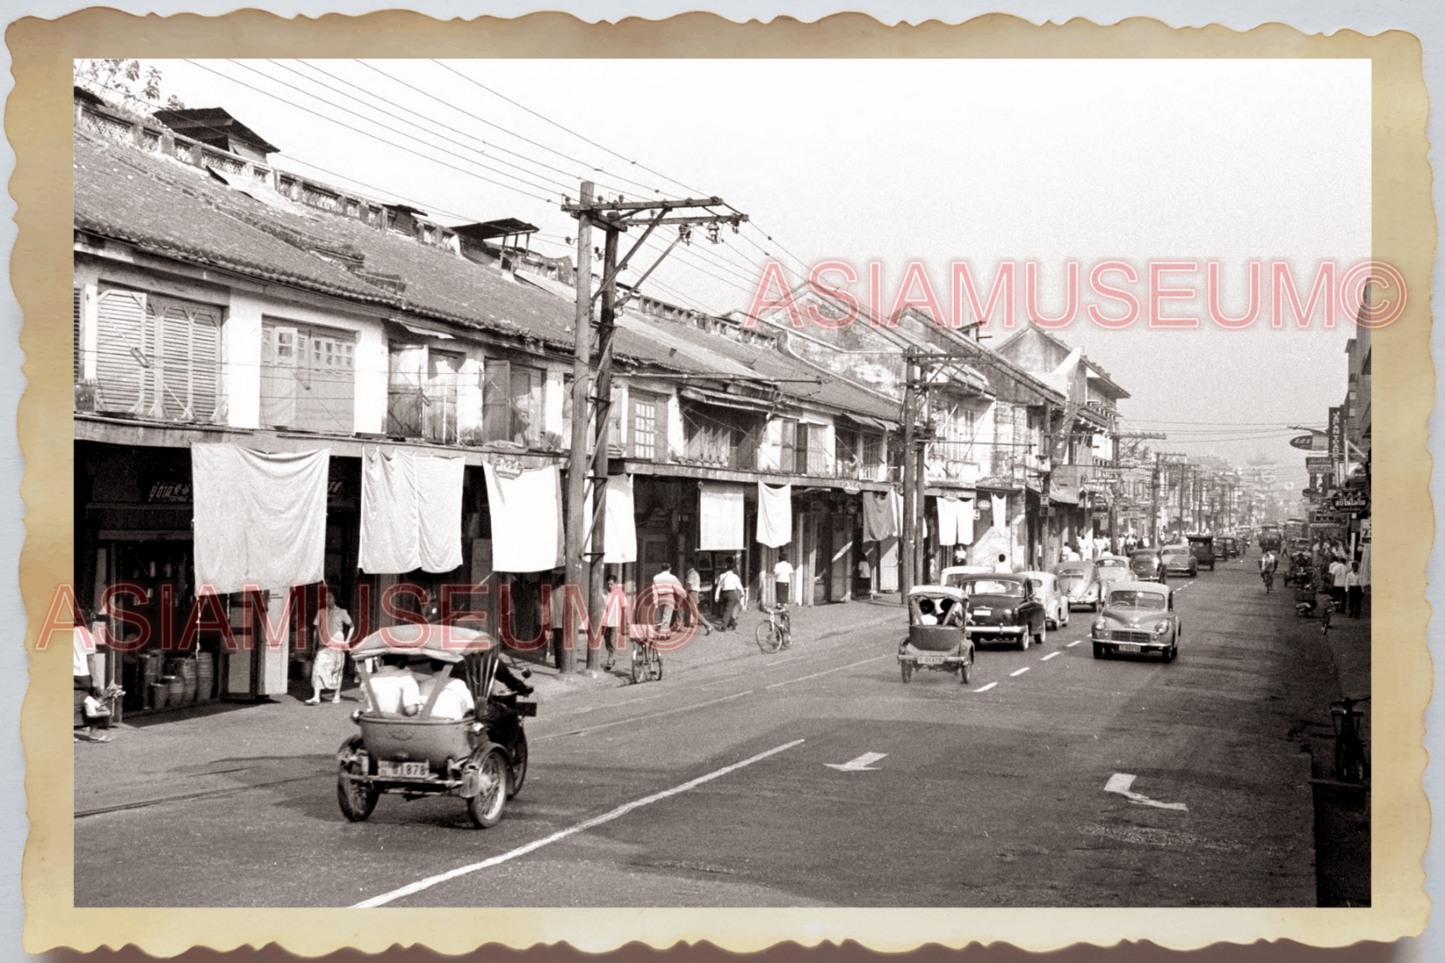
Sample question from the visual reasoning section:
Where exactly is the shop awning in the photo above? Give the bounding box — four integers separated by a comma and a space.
839, 411, 894, 432
680, 386, 775, 413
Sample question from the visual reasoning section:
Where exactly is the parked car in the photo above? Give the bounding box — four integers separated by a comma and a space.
1090, 580, 1181, 661
1128, 549, 1166, 583
1054, 561, 1102, 612
1095, 564, 1132, 593
1162, 545, 1198, 577
1186, 534, 1216, 571
1094, 554, 1130, 571
1022, 571, 1069, 629
952, 573, 1047, 650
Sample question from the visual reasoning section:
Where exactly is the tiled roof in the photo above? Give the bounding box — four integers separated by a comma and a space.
74, 134, 400, 305
73, 128, 897, 423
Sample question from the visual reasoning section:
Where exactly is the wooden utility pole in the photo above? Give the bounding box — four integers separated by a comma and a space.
562, 182, 595, 676
900, 354, 917, 599
561, 189, 747, 673
1149, 453, 1161, 546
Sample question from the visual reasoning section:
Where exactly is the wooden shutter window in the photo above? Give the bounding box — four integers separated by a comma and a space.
73, 287, 83, 383
94, 288, 147, 414
482, 359, 511, 442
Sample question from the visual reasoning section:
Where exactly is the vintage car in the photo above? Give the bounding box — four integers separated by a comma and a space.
1094, 554, 1131, 571
1216, 536, 1239, 560
1022, 571, 1069, 629
1128, 549, 1166, 583
898, 586, 975, 685
952, 573, 1047, 650
941, 565, 994, 587
1186, 534, 1216, 571
1054, 561, 1102, 612
1162, 544, 1198, 577
1090, 580, 1181, 661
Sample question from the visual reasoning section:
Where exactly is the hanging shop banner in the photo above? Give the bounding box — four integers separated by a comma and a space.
936, 496, 973, 547
603, 474, 638, 564
756, 481, 793, 548
192, 444, 328, 594
862, 490, 896, 542
700, 482, 745, 551
483, 462, 564, 573
1329, 406, 1345, 457
359, 447, 465, 574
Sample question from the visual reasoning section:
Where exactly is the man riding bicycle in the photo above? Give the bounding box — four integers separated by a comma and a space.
1259, 549, 1278, 591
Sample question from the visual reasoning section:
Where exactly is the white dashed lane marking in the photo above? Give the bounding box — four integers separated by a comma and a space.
352, 739, 808, 907
1010, 667, 1031, 677
1066, 640, 1082, 647
1041, 651, 1061, 661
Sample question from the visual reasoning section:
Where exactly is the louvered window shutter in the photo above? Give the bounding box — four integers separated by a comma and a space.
94, 288, 148, 414
73, 287, 83, 383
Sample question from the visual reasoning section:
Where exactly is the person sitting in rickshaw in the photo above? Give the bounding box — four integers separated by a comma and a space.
938, 598, 967, 627
367, 653, 424, 716
418, 659, 475, 721
917, 599, 939, 625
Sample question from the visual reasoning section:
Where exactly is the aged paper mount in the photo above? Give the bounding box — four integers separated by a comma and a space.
12, 9, 1434, 958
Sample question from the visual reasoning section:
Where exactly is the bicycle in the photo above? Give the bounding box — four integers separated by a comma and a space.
629, 633, 663, 684
1320, 593, 1334, 635
755, 603, 792, 653
1262, 568, 1274, 593
1330, 696, 1370, 784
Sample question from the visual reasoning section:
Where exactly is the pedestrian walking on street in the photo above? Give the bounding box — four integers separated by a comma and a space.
684, 559, 715, 635
715, 559, 744, 631
773, 550, 794, 608
1328, 556, 1349, 614
307, 584, 353, 705
652, 563, 686, 631
603, 574, 625, 670
1346, 561, 1364, 619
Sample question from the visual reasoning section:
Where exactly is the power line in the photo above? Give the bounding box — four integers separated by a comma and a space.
432, 59, 706, 199
348, 60, 655, 201
221, 59, 566, 198
180, 60, 554, 204
270, 59, 578, 195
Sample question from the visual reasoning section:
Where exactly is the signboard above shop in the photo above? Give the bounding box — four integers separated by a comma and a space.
1305, 456, 1334, 473
1290, 432, 1329, 452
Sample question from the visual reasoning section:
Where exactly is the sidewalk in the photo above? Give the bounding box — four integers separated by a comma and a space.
73, 595, 906, 816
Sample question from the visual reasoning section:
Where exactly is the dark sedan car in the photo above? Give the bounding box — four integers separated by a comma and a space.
953, 573, 1047, 650
1128, 549, 1166, 583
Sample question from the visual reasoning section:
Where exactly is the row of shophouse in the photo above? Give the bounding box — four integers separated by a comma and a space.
70, 88, 1131, 711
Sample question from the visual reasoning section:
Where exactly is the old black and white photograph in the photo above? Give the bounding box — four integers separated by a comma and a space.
39, 25, 1427, 955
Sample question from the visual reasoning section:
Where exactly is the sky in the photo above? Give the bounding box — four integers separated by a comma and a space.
118, 57, 1372, 475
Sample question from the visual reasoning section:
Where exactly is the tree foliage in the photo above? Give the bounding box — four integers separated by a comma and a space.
74, 59, 184, 113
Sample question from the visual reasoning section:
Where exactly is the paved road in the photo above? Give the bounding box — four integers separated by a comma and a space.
77, 555, 1322, 908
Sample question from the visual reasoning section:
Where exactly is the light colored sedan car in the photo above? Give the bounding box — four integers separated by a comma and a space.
1022, 571, 1068, 629
1054, 561, 1101, 612
1090, 580, 1180, 661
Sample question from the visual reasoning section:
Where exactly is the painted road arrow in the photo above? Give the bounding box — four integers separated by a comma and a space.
1105, 773, 1188, 811
826, 752, 887, 772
